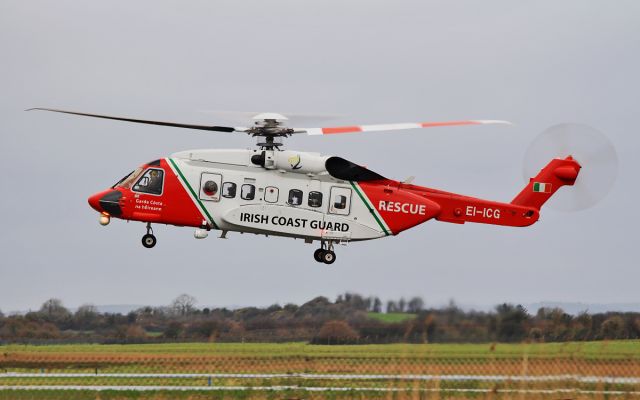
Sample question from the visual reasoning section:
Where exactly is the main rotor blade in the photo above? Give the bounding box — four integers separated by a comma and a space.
27, 108, 240, 133
299, 120, 512, 135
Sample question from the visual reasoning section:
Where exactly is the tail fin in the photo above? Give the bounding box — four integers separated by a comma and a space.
511, 156, 581, 210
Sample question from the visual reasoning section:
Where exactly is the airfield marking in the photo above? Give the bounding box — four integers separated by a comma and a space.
1, 372, 639, 384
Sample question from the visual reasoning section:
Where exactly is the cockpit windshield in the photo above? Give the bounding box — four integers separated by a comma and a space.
114, 167, 143, 189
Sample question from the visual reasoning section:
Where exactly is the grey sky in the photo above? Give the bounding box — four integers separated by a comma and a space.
1, 1, 638, 313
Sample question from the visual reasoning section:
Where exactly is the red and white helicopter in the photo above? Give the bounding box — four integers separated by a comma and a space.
30, 108, 617, 264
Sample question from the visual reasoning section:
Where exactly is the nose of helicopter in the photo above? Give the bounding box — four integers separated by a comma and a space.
88, 189, 123, 216
88, 192, 102, 212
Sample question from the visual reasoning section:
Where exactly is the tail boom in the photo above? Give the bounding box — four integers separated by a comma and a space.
398, 185, 540, 227
431, 194, 540, 227
397, 156, 581, 228
357, 156, 581, 232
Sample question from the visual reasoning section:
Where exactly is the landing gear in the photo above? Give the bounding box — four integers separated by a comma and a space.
314, 241, 336, 264
142, 223, 157, 248
322, 250, 336, 264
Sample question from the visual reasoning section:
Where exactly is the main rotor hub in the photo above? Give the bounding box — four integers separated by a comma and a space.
247, 115, 295, 149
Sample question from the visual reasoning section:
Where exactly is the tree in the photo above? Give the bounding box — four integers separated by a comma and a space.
126, 325, 147, 339
164, 322, 183, 339
601, 316, 625, 340
312, 320, 359, 345
171, 294, 197, 316
398, 298, 406, 313
372, 298, 382, 313
495, 303, 530, 342
39, 298, 70, 324
529, 327, 543, 342
407, 297, 424, 313
283, 303, 299, 313
74, 304, 98, 329
386, 300, 397, 313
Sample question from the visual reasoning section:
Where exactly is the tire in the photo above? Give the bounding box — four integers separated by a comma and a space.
314, 249, 325, 263
142, 234, 157, 248
322, 250, 336, 265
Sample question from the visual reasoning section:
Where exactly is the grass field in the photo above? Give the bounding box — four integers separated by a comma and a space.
3, 340, 639, 359
1, 341, 639, 399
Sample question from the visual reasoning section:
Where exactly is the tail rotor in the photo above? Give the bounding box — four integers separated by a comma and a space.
523, 123, 618, 211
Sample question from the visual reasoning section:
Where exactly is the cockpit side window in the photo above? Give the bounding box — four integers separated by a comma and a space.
132, 168, 164, 195
115, 167, 143, 189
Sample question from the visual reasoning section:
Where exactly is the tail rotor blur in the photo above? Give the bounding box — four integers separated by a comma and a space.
523, 123, 618, 211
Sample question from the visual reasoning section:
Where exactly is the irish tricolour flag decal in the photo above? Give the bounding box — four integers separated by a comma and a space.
533, 182, 552, 193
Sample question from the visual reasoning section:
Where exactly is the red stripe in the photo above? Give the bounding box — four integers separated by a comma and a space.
322, 126, 363, 134
420, 121, 478, 128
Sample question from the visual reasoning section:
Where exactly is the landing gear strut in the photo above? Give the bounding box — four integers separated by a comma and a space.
141, 223, 157, 249
314, 240, 336, 264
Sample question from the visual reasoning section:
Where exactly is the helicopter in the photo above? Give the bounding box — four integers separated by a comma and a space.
28, 108, 617, 264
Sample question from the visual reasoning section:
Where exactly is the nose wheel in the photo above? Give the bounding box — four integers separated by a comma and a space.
142, 223, 157, 249
314, 241, 336, 264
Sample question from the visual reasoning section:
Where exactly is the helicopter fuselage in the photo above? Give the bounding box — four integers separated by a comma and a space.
88, 148, 581, 262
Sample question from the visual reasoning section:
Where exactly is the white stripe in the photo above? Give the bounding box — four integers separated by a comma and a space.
472, 120, 513, 125
2, 373, 638, 383
360, 123, 422, 132
353, 182, 391, 234
302, 120, 512, 135
304, 128, 323, 135
166, 158, 211, 227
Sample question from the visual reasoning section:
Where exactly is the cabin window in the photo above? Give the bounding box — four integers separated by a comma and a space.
308, 191, 323, 208
329, 186, 352, 215
132, 168, 164, 195
334, 195, 347, 209
241, 184, 256, 200
199, 172, 222, 202
288, 189, 303, 206
264, 186, 279, 203
222, 182, 237, 198
203, 181, 218, 196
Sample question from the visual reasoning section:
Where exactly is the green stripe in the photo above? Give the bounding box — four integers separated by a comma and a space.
349, 181, 390, 236
168, 158, 219, 230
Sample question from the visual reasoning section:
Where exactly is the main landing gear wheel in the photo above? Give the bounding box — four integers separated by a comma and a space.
142, 223, 156, 248
322, 251, 336, 265
314, 241, 337, 264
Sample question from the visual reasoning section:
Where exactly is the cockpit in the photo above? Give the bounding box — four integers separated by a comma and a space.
113, 165, 164, 195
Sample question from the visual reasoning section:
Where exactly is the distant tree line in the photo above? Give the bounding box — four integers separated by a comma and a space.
1, 294, 639, 345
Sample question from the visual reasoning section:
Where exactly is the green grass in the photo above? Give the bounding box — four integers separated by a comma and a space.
2, 341, 639, 399
0, 388, 421, 400
2, 340, 639, 359
367, 312, 416, 323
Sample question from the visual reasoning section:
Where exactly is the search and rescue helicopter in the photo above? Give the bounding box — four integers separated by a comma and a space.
28, 108, 617, 264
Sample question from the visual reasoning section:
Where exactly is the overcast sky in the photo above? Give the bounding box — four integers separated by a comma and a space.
1, 1, 638, 313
